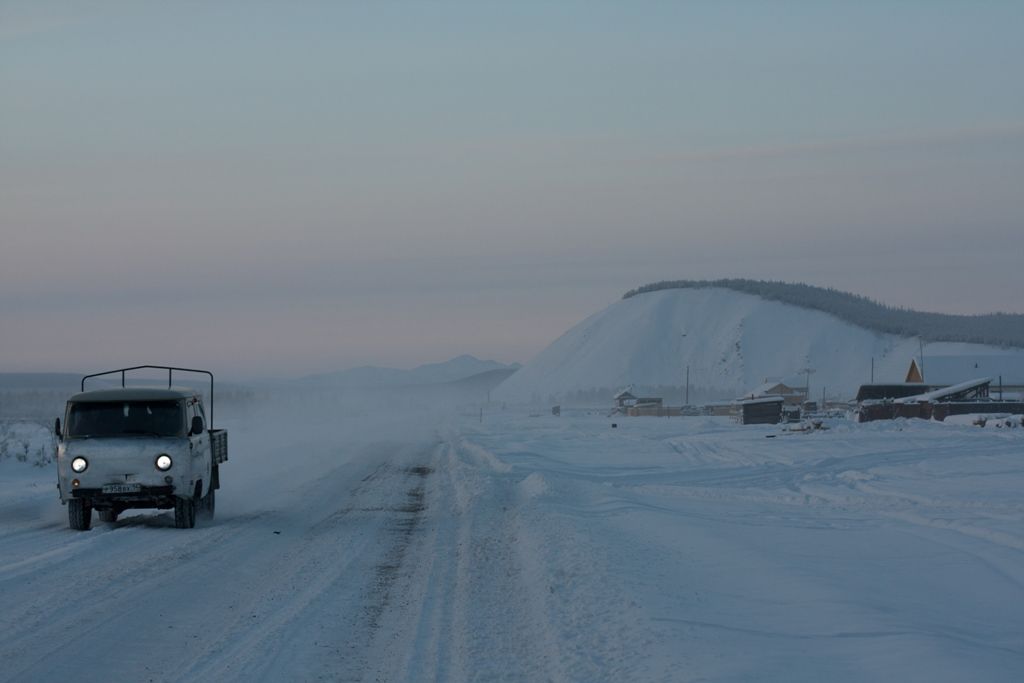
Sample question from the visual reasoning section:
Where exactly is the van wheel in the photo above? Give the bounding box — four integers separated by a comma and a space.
174, 496, 196, 529
98, 509, 119, 523
69, 499, 92, 531
198, 488, 215, 521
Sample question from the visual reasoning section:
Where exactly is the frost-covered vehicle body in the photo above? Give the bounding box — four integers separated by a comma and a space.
55, 366, 228, 530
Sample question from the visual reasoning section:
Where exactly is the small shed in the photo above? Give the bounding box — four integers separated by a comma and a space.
736, 396, 785, 425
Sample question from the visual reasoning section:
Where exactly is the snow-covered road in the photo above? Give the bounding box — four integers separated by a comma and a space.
2, 409, 1023, 682
0, 409, 593, 682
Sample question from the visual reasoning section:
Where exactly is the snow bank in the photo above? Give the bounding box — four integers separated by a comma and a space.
0, 420, 55, 467
459, 410, 1024, 681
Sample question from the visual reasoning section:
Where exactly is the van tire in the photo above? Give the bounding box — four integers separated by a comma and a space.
198, 487, 215, 521
174, 496, 196, 529
69, 499, 92, 531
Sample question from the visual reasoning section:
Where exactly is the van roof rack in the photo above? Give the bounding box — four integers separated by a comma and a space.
80, 365, 215, 427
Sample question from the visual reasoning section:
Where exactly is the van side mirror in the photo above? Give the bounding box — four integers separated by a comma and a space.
54, 417, 62, 441
191, 415, 205, 436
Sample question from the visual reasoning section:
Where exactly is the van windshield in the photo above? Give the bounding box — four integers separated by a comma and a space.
67, 400, 184, 438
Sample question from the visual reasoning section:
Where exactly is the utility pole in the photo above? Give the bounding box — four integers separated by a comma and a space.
802, 367, 815, 404
919, 338, 925, 382
871, 357, 874, 383
681, 332, 688, 411
685, 365, 690, 407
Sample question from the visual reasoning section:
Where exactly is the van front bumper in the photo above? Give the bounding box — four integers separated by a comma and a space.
70, 485, 176, 509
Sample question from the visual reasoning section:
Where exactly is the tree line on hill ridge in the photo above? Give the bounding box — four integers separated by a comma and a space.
623, 279, 1024, 349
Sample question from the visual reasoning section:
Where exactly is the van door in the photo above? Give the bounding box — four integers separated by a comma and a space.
187, 398, 210, 496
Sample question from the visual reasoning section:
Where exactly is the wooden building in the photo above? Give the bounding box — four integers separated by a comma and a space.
740, 380, 805, 406
627, 401, 681, 417
703, 401, 735, 417
856, 377, 1024, 422
907, 355, 1024, 399
854, 383, 930, 402
615, 387, 671, 416
613, 388, 638, 410
905, 359, 924, 383
736, 396, 785, 425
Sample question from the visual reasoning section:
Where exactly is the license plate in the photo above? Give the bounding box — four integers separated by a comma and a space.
102, 483, 141, 494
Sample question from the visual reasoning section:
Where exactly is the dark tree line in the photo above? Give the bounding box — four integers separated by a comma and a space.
623, 279, 1024, 348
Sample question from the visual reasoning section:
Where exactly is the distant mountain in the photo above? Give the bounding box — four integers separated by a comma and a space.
0, 373, 83, 419
300, 355, 520, 388
494, 286, 1024, 404
625, 279, 1024, 348
0, 373, 81, 390
404, 355, 519, 385
444, 367, 520, 394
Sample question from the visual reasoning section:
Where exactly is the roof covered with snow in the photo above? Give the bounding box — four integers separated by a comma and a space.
69, 387, 197, 402
736, 395, 787, 406
894, 377, 992, 404
743, 381, 799, 399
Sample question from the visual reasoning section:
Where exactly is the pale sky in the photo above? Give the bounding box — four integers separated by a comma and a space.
2, 1, 1023, 377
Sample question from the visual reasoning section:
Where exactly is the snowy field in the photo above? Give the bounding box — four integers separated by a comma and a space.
2, 406, 1023, 682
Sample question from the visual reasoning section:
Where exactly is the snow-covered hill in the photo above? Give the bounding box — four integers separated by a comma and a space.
494, 288, 1024, 404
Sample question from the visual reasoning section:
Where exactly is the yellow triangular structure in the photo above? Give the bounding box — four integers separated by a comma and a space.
905, 358, 923, 383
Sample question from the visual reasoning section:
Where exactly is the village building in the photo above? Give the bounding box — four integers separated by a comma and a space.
627, 398, 682, 417
907, 355, 1024, 399
613, 387, 677, 416
613, 388, 638, 410
856, 354, 1024, 404
703, 401, 735, 417
739, 379, 805, 406
856, 377, 1024, 422
735, 396, 785, 425
905, 358, 924, 383
855, 383, 929, 402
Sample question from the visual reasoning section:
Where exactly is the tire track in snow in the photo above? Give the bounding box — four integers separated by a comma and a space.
347, 437, 577, 682
0, 444, 436, 683
180, 450, 439, 682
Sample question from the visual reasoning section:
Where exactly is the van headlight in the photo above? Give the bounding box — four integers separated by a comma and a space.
155, 454, 173, 471
71, 457, 88, 473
